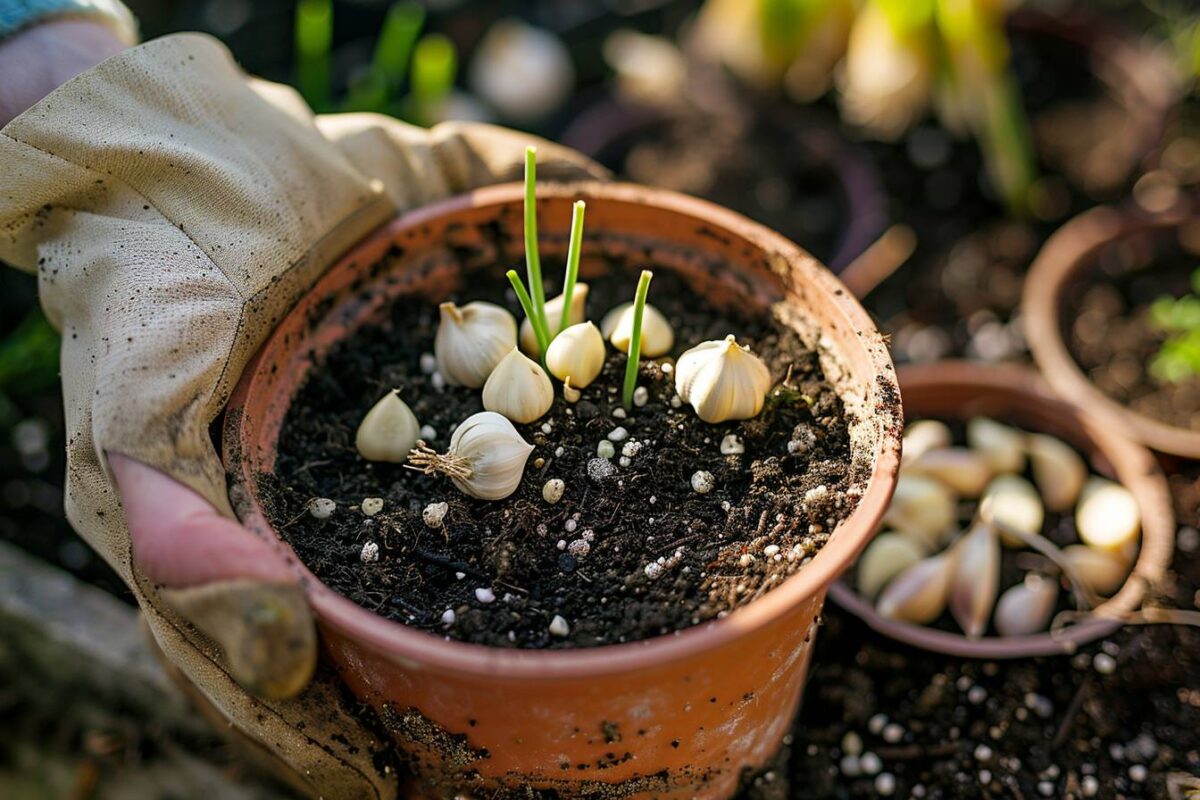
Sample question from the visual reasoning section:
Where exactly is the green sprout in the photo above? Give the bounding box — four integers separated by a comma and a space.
523, 147, 550, 341
1148, 267, 1200, 384
559, 200, 586, 335
295, 0, 334, 111
622, 270, 654, 409
506, 269, 549, 357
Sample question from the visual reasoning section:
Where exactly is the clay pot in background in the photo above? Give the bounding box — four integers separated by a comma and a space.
224, 182, 902, 797
1023, 200, 1200, 459
829, 361, 1174, 659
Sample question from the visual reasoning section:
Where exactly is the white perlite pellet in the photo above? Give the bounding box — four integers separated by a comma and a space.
360, 497, 384, 516
644, 562, 664, 580
720, 434, 745, 455
420, 424, 437, 441
632, 386, 649, 407
691, 471, 715, 494
423, 501, 448, 528
441, 608, 456, 625
475, 587, 496, 603
360, 541, 379, 563
597, 440, 615, 458
607, 426, 629, 442
549, 615, 570, 637
542, 479, 565, 504
419, 353, 437, 374
308, 498, 336, 519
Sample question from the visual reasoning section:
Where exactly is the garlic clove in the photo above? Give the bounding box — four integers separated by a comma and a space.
482, 348, 554, 424
562, 377, 581, 403
435, 301, 518, 388
877, 552, 955, 625
674, 335, 772, 423
1076, 477, 1140, 552
882, 474, 956, 549
408, 411, 534, 500
356, 391, 421, 463
949, 523, 1000, 639
979, 475, 1044, 548
600, 300, 675, 357
1027, 433, 1087, 512
1061, 544, 1130, 596
856, 532, 927, 599
545, 321, 606, 388
520, 283, 589, 356
903, 447, 993, 497
901, 419, 952, 466
994, 573, 1059, 637
967, 417, 1026, 474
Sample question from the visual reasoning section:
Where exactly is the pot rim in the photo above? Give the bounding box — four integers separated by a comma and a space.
224, 180, 903, 680
1022, 199, 1200, 458
828, 360, 1175, 659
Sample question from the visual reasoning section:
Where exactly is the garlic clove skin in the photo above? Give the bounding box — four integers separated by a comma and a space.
1061, 544, 1130, 596
901, 419, 952, 466
994, 573, 1059, 637
857, 532, 927, 599
979, 474, 1044, 548
1028, 433, 1087, 512
903, 447, 993, 497
356, 391, 420, 463
674, 335, 772, 423
435, 301, 518, 388
411, 411, 534, 500
967, 417, 1027, 474
545, 322, 606, 388
1076, 477, 1141, 552
882, 474, 956, 550
949, 523, 1000, 639
877, 552, 955, 625
520, 284, 589, 356
600, 301, 675, 357
482, 348, 554, 424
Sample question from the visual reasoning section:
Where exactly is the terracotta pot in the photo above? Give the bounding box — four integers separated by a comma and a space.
223, 182, 902, 797
1023, 200, 1200, 458
828, 361, 1175, 659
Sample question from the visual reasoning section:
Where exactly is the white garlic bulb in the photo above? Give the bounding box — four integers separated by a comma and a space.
545, 322, 606, 388
482, 348, 554, 424
857, 532, 927, 599
519, 284, 589, 356
600, 301, 675, 357
949, 523, 1000, 639
967, 417, 1026, 474
882, 474, 956, 549
674, 335, 772, 423
877, 552, 954, 625
356, 391, 420, 463
1028, 433, 1087, 512
901, 419, 952, 466
979, 474, 1043, 548
408, 411, 534, 500
435, 301, 518, 388
994, 573, 1059, 637
1061, 544, 1130, 596
1076, 477, 1141, 552
903, 447, 993, 497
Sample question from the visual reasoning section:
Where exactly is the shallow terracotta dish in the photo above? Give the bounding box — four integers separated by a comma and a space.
223, 182, 902, 798
1023, 201, 1200, 459
828, 361, 1174, 659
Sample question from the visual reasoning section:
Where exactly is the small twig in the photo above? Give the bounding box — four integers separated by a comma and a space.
1051, 676, 1091, 751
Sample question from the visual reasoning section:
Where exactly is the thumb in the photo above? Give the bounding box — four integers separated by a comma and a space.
110, 453, 317, 700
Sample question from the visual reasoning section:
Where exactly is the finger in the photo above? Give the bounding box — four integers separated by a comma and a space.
111, 453, 317, 700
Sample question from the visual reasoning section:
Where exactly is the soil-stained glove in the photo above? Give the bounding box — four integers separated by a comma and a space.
0, 32, 603, 800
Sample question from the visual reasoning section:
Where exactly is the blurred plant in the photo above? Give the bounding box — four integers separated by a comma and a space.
294, 0, 458, 124
0, 310, 59, 396
1148, 267, 1200, 384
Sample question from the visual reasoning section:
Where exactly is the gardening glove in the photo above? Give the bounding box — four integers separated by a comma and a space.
0, 31, 604, 800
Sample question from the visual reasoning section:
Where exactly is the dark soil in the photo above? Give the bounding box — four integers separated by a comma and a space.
268, 267, 859, 649
1065, 236, 1200, 432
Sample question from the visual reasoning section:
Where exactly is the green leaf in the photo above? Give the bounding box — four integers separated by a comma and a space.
373, 2, 426, 88
295, 0, 334, 111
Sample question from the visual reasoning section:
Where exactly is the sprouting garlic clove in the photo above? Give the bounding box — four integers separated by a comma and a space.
545, 322, 606, 388
674, 335, 771, 423
519, 283, 589, 356
562, 376, 581, 403
857, 532, 927, 599
876, 552, 955, 625
600, 301, 675, 357
435, 301, 518, 388
1061, 544, 1131, 596
979, 474, 1044, 548
1076, 477, 1141, 552
948, 522, 1000, 639
882, 474, 956, 550
355, 390, 420, 463
901, 419, 952, 466
993, 573, 1059, 637
967, 417, 1026, 474
408, 411, 534, 500
482, 348, 554, 424
904, 447, 993, 497
1027, 433, 1087, 512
